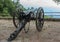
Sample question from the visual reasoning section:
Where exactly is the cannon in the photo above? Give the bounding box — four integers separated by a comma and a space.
7, 7, 44, 41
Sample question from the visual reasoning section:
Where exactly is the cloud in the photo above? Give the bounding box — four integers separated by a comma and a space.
20, 0, 60, 8
20, 0, 40, 8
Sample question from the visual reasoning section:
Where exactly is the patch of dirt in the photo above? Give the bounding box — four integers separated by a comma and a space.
0, 20, 60, 42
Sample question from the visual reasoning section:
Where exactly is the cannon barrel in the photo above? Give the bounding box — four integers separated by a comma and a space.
7, 19, 27, 41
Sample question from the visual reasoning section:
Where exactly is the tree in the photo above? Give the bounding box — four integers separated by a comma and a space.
0, 0, 4, 13
13, 0, 26, 11
53, 0, 60, 4
27, 7, 30, 10
0, 0, 26, 17
31, 7, 34, 10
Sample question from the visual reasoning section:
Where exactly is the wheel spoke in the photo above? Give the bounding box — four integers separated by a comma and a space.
24, 21, 30, 33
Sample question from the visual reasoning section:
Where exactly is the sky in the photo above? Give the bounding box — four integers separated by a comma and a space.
20, 0, 60, 8
20, 0, 60, 12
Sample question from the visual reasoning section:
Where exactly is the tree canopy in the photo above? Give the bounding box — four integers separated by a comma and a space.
0, 0, 26, 17
53, 0, 60, 4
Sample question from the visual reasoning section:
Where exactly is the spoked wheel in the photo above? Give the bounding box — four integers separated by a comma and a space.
24, 14, 31, 33
24, 22, 30, 33
13, 12, 30, 33
13, 12, 20, 28
36, 7, 44, 32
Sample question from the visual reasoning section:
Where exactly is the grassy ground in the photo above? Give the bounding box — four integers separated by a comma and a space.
0, 20, 60, 42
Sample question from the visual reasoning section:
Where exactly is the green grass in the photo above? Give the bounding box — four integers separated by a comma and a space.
44, 15, 51, 19
0, 13, 51, 19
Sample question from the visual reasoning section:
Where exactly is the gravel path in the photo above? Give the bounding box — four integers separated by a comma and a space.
0, 20, 60, 42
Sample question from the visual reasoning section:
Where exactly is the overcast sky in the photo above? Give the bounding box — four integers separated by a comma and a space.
19, 0, 60, 17
20, 0, 60, 8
